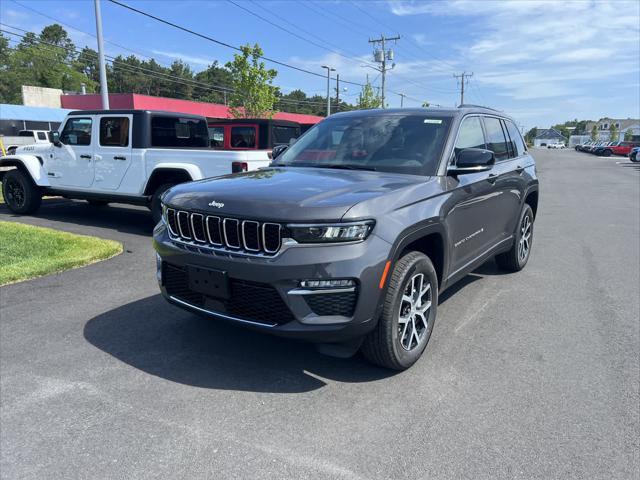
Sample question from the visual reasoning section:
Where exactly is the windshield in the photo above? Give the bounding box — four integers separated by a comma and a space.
273, 113, 453, 175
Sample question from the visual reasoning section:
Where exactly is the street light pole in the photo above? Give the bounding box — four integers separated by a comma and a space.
321, 65, 335, 117
94, 0, 109, 109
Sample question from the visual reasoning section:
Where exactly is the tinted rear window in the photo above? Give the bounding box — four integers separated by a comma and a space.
151, 116, 209, 148
273, 125, 299, 146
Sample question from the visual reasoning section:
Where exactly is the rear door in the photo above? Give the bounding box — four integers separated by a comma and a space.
50, 116, 95, 188
93, 114, 133, 190
482, 117, 527, 241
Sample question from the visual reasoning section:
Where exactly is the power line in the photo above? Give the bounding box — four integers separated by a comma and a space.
1, 29, 328, 108
368, 34, 400, 108
106, 0, 371, 89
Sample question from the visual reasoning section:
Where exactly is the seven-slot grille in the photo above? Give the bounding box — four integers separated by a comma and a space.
165, 207, 282, 255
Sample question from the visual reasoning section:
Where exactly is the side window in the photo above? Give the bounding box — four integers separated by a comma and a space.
99, 117, 130, 147
505, 120, 526, 157
483, 117, 509, 161
60, 117, 92, 146
37, 132, 47, 141
230, 126, 256, 149
454, 116, 485, 161
273, 126, 299, 146
209, 126, 225, 148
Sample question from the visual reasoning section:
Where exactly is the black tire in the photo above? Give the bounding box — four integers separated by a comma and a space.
2, 169, 41, 214
603, 149, 612, 157
496, 204, 534, 272
150, 183, 174, 224
87, 200, 109, 207
630, 154, 638, 163
361, 251, 438, 370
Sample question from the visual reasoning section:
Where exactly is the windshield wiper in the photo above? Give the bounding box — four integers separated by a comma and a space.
319, 164, 377, 171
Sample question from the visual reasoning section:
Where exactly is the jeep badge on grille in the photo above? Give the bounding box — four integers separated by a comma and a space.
208, 200, 224, 208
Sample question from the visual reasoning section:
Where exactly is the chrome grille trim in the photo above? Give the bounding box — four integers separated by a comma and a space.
205, 216, 222, 246
190, 213, 206, 242
262, 223, 282, 254
242, 220, 261, 252
177, 211, 191, 239
222, 218, 241, 249
165, 208, 283, 256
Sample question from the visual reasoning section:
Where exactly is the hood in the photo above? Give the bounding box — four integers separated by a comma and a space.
163, 167, 430, 222
15, 143, 52, 155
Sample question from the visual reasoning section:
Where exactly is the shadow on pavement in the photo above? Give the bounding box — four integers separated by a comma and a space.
0, 198, 155, 236
84, 294, 395, 394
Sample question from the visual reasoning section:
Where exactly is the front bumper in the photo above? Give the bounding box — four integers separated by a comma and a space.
153, 222, 391, 343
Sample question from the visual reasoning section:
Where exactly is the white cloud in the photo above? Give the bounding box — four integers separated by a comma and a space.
152, 50, 213, 67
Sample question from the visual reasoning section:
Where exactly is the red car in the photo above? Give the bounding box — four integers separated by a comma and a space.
600, 141, 640, 157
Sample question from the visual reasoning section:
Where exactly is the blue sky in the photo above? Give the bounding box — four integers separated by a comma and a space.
2, 0, 639, 130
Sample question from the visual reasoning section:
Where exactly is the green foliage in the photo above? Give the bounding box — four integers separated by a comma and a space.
226, 44, 278, 119
590, 125, 598, 141
624, 128, 633, 141
0, 24, 365, 116
357, 80, 381, 109
609, 122, 618, 142
422, 101, 430, 108
525, 127, 537, 144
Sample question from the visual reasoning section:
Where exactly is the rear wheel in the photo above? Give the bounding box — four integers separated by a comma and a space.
150, 183, 174, 224
603, 149, 612, 157
496, 204, 534, 272
361, 251, 438, 370
2, 169, 41, 214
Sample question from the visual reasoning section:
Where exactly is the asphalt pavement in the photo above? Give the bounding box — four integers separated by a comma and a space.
1, 149, 638, 480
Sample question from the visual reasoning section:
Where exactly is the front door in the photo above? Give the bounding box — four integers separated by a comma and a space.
93, 115, 133, 190
444, 115, 503, 275
50, 116, 95, 188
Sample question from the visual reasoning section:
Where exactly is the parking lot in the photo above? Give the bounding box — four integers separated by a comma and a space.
0, 148, 638, 479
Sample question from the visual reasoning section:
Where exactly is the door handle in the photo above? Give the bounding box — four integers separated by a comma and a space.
113, 156, 127, 160
80, 154, 91, 159
487, 173, 498, 184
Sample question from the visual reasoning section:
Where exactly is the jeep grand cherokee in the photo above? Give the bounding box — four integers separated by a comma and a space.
153, 107, 539, 370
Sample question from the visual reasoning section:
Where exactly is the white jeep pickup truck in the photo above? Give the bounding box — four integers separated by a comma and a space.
0, 109, 271, 221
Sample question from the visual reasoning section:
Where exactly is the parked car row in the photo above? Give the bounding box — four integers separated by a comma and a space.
575, 140, 640, 157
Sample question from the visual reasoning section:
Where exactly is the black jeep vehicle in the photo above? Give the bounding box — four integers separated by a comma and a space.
154, 106, 539, 370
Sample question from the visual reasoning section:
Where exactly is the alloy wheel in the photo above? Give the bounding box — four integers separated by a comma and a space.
5, 178, 25, 208
518, 214, 532, 262
398, 273, 432, 351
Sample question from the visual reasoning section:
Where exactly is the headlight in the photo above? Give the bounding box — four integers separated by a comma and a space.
287, 221, 374, 243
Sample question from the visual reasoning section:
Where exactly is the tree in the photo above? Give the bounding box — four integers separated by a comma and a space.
226, 43, 278, 118
422, 101, 430, 108
609, 122, 618, 142
525, 127, 537, 145
591, 125, 598, 141
624, 128, 633, 141
193, 61, 233, 104
357, 80, 381, 109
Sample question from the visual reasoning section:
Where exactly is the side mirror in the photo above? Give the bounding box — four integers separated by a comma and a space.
271, 144, 288, 159
448, 148, 495, 175
51, 131, 62, 147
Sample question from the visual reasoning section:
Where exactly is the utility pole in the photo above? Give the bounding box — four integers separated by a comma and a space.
321, 65, 335, 117
94, 0, 109, 109
335, 74, 340, 113
368, 34, 400, 109
398, 92, 406, 108
453, 72, 473, 106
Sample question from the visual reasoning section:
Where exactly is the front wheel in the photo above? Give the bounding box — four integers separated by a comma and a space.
496, 204, 534, 272
361, 251, 438, 370
150, 183, 174, 224
2, 169, 42, 214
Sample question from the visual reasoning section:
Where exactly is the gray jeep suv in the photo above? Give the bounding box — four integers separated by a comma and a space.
153, 107, 538, 370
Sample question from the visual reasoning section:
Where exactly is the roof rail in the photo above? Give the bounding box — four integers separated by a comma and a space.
458, 103, 501, 112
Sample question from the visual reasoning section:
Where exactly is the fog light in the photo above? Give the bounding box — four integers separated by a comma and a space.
300, 279, 355, 289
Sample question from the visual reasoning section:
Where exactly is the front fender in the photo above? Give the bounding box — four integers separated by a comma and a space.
0, 155, 50, 186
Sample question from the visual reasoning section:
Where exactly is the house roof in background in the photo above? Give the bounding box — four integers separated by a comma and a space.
535, 128, 567, 140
